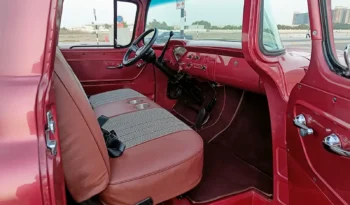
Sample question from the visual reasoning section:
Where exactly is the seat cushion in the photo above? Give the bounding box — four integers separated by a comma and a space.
102, 108, 193, 148
89, 89, 145, 108
93, 97, 160, 118
99, 108, 204, 204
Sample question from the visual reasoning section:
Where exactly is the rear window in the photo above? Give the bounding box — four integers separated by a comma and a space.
146, 0, 244, 44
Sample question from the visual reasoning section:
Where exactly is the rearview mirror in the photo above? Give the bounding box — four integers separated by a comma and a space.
345, 44, 350, 70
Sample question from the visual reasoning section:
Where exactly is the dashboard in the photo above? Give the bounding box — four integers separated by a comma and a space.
158, 40, 264, 94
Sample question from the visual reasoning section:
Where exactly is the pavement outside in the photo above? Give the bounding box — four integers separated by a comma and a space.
58, 30, 350, 51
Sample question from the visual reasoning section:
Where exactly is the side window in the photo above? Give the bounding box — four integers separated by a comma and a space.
58, 0, 137, 49
325, 0, 350, 69
261, 0, 284, 53
146, 0, 244, 44
260, 0, 310, 55
116, 1, 137, 47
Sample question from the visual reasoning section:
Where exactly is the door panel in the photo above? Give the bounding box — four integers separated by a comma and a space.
61, 49, 155, 99
46, 85, 66, 205
287, 84, 350, 205
286, 0, 350, 204
287, 153, 331, 205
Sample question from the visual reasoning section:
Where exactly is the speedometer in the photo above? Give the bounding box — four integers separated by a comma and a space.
173, 46, 187, 61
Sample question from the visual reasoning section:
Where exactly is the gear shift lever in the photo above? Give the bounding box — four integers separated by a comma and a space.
158, 31, 174, 63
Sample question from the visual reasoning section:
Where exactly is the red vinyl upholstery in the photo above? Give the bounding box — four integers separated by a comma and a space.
54, 48, 204, 204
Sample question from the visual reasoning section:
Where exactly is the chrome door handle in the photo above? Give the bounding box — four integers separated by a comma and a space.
323, 134, 350, 157
293, 114, 314, 137
106, 63, 123, 69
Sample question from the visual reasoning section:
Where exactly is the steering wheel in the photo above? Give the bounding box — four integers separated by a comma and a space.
123, 28, 159, 66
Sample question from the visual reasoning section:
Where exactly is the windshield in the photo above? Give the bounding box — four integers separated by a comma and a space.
146, 0, 244, 44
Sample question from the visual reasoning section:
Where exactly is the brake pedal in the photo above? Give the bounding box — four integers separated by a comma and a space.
194, 108, 207, 130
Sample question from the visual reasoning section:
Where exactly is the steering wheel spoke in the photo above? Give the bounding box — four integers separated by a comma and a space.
130, 44, 139, 52
123, 28, 158, 66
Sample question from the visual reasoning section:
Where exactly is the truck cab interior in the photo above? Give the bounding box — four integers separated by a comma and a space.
55, 0, 291, 204
3, 0, 350, 203
56, 25, 274, 204
51, 0, 348, 204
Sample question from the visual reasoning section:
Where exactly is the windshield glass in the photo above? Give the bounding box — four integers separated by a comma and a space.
146, 0, 244, 44
261, 0, 311, 54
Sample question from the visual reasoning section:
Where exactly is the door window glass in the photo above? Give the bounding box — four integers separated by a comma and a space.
261, 0, 284, 53
261, 0, 311, 56
326, 0, 350, 68
115, 1, 137, 47
59, 0, 137, 48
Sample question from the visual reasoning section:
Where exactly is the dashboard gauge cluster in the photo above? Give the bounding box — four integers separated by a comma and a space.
173, 46, 187, 61
164, 41, 263, 94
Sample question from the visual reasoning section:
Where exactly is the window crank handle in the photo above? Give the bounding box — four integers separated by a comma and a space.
293, 114, 314, 137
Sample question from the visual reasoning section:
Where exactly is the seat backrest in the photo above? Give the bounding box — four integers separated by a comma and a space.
54, 48, 110, 202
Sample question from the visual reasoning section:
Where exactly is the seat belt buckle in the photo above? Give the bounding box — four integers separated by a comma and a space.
135, 197, 153, 205
102, 128, 126, 158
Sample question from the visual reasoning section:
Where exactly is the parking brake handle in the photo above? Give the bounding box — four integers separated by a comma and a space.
158, 31, 174, 63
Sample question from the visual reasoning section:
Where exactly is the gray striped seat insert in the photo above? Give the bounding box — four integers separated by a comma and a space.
89, 89, 145, 108
102, 108, 192, 149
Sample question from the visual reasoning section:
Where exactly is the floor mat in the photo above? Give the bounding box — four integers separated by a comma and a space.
187, 143, 273, 203
211, 92, 273, 176
187, 92, 273, 203
199, 87, 244, 142
172, 86, 244, 142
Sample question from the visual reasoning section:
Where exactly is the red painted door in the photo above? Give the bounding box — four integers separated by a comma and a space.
60, 48, 155, 99
286, 1, 350, 204
58, 0, 155, 99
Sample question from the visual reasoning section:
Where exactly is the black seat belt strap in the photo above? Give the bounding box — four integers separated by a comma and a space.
98, 115, 126, 158
97, 115, 109, 127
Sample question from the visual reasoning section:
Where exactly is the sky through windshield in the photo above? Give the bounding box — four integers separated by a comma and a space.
61, 0, 350, 28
